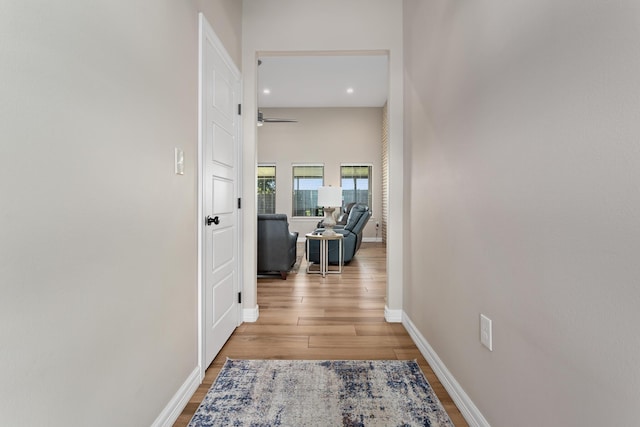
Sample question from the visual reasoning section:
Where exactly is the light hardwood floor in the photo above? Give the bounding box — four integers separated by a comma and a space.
174, 242, 468, 426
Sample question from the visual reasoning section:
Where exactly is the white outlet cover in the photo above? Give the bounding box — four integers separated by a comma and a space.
175, 147, 184, 175
480, 314, 493, 351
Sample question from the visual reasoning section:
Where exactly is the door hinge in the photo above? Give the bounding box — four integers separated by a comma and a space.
237, 198, 242, 209
237, 292, 242, 304
237, 104, 242, 115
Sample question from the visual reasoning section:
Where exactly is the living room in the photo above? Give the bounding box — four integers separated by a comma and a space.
255, 55, 387, 243
257, 106, 384, 241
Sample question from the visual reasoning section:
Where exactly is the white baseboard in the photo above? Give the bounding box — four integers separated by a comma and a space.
384, 306, 403, 323
403, 313, 491, 427
243, 305, 259, 322
151, 366, 200, 427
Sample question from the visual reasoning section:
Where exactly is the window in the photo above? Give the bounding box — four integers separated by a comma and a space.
341, 165, 372, 207
257, 165, 276, 214
292, 165, 324, 217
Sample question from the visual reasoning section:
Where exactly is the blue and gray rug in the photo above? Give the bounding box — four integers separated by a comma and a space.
188, 359, 454, 427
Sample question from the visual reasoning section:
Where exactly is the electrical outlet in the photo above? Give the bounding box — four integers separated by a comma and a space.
480, 314, 493, 351
174, 147, 184, 175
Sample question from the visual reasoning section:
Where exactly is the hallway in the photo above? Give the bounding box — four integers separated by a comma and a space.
175, 243, 467, 426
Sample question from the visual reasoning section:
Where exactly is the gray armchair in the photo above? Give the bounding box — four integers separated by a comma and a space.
257, 214, 298, 279
307, 204, 371, 265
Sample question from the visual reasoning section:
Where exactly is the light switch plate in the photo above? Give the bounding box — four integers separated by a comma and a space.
175, 147, 184, 175
480, 314, 493, 351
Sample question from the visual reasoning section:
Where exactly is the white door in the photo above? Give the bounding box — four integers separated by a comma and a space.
199, 14, 241, 370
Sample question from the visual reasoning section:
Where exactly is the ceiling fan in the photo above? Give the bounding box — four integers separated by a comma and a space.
257, 110, 298, 126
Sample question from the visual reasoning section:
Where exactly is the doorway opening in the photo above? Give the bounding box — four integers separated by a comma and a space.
255, 51, 390, 292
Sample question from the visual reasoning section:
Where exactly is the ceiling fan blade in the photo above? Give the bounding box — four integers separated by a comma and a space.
263, 118, 298, 123
257, 110, 297, 124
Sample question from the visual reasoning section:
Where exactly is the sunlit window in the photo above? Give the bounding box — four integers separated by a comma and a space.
341, 165, 372, 208
257, 165, 276, 214
292, 165, 324, 217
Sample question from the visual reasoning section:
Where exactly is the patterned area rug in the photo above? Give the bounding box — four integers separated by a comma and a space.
289, 254, 303, 274
188, 359, 454, 427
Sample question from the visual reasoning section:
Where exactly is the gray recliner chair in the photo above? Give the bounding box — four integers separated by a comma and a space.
257, 214, 299, 279
307, 204, 371, 265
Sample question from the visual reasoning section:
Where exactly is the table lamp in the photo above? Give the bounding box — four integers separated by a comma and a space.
317, 186, 343, 236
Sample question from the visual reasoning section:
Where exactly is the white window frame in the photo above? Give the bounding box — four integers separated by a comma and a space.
340, 163, 373, 209
257, 164, 277, 215
292, 163, 325, 218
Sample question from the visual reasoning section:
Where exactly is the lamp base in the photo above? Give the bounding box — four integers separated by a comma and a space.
321, 207, 337, 236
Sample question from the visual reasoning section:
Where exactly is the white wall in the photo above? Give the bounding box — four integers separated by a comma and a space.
403, 0, 640, 426
0, 1, 241, 426
258, 108, 383, 239
242, 0, 403, 316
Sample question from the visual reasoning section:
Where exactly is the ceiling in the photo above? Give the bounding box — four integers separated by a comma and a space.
257, 55, 389, 108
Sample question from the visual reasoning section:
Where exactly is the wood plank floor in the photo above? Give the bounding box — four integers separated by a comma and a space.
174, 242, 468, 426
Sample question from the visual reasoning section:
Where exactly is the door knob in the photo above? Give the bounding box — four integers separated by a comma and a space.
206, 215, 220, 226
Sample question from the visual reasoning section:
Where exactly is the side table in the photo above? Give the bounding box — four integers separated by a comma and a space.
305, 233, 343, 277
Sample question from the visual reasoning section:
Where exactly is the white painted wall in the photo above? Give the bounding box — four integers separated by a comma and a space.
242, 0, 403, 316
258, 107, 383, 240
403, 0, 640, 426
0, 1, 241, 426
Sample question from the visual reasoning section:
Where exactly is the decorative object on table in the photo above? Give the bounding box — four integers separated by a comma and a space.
317, 186, 342, 236
187, 359, 454, 427
317, 202, 356, 228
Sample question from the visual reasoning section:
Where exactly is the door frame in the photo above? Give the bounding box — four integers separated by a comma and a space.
197, 13, 243, 380
249, 51, 400, 321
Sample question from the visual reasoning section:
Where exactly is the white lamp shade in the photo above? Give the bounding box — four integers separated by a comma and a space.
317, 186, 342, 207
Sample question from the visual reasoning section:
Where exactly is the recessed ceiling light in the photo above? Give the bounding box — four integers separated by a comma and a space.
263, 88, 271, 94
346, 87, 354, 94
